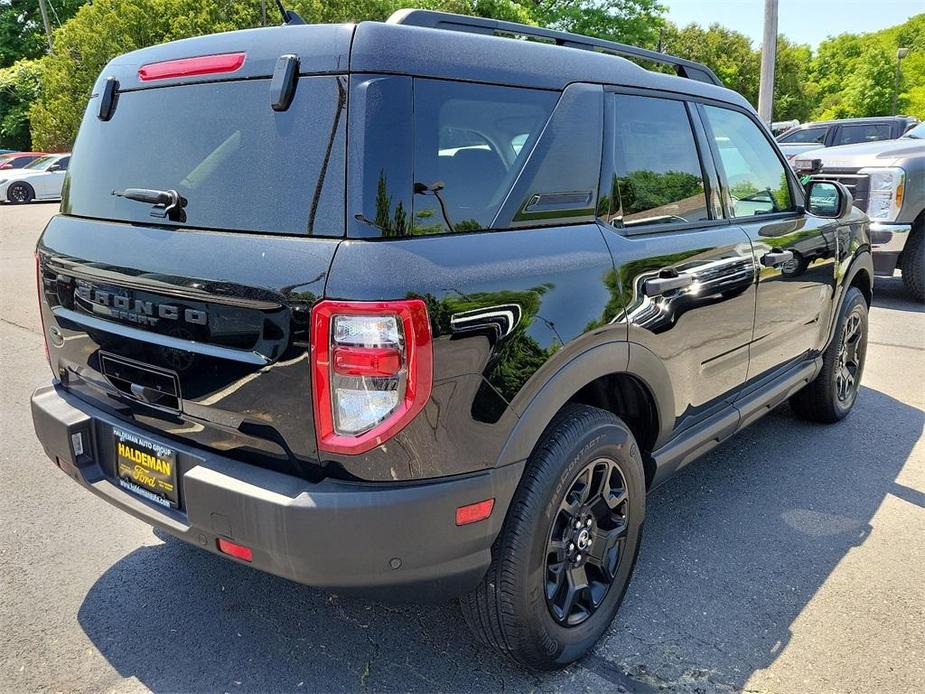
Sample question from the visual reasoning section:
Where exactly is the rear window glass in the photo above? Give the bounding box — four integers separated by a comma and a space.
411, 80, 556, 234
65, 77, 346, 236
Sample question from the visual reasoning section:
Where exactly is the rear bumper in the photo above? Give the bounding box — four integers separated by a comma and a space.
870, 222, 913, 275
31, 384, 523, 600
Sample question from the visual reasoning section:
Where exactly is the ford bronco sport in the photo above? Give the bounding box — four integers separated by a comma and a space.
31, 9, 874, 669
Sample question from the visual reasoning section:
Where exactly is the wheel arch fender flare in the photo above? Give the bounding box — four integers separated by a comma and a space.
827, 250, 873, 348
495, 340, 675, 467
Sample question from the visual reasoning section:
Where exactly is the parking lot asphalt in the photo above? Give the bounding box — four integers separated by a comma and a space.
1, 202, 923, 693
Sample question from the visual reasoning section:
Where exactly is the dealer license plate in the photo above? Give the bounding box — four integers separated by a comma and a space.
114, 428, 178, 508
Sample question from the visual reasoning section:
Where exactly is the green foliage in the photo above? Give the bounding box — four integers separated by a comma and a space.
0, 58, 40, 149
27, 0, 534, 151
29, 0, 277, 150
373, 170, 409, 236
521, 0, 665, 47
662, 23, 761, 103
664, 13, 925, 122
662, 22, 812, 121
10, 0, 925, 152
618, 169, 703, 216
810, 14, 925, 119
0, 0, 85, 68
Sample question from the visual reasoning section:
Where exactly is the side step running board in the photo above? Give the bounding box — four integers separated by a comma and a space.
650, 357, 822, 488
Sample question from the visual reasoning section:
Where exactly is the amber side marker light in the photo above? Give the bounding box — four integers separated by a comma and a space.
456, 499, 495, 526
217, 537, 253, 562
138, 52, 246, 81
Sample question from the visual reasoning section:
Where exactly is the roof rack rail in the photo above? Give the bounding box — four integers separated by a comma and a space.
386, 9, 722, 87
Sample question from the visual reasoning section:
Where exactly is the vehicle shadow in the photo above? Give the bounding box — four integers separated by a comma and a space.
77, 385, 922, 692
874, 273, 924, 313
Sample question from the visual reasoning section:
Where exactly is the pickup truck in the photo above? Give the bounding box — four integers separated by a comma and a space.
800, 121, 925, 301
779, 116, 919, 162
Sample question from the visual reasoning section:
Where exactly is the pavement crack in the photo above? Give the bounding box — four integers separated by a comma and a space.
0, 317, 39, 335
868, 340, 924, 352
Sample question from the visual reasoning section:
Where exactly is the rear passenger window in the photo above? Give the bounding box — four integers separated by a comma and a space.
703, 105, 795, 218
778, 127, 827, 144
834, 123, 891, 146
608, 94, 710, 229
412, 80, 556, 234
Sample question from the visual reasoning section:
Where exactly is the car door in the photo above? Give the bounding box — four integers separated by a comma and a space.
599, 92, 757, 434
698, 104, 840, 386
37, 156, 68, 198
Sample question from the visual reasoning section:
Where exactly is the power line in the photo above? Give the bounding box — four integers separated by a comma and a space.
46, 0, 62, 26
37, 0, 53, 50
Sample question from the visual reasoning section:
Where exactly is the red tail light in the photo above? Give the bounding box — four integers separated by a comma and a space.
138, 52, 246, 81
311, 300, 433, 455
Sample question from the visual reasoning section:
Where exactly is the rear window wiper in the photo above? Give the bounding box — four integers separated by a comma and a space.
112, 188, 187, 222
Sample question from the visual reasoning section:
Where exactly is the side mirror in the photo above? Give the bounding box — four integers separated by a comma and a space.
804, 180, 852, 219
47, 164, 61, 172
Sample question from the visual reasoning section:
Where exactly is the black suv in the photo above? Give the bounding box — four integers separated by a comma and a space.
31, 10, 874, 669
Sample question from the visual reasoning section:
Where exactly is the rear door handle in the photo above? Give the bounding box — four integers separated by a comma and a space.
762, 250, 794, 266
644, 273, 693, 297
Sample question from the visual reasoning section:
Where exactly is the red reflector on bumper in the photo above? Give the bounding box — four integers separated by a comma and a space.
217, 537, 253, 562
455, 498, 495, 526
138, 52, 246, 81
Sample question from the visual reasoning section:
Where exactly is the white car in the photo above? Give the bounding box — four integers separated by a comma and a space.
0, 153, 71, 204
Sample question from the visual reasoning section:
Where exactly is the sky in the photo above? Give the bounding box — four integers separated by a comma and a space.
662, 0, 921, 48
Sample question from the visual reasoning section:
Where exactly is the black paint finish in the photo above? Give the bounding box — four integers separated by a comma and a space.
35, 16, 871, 494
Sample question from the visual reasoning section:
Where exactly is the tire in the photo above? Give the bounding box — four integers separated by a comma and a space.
790, 286, 868, 423
900, 225, 924, 302
6, 181, 34, 204
460, 404, 646, 670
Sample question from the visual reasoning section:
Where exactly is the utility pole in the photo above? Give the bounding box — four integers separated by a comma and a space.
37, 0, 53, 51
261, 0, 267, 26
893, 47, 910, 116
757, 0, 778, 124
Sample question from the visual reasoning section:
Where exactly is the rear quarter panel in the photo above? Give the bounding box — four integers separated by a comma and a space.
323, 226, 622, 480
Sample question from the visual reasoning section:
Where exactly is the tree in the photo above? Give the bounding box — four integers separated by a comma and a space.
662, 22, 760, 101
29, 0, 282, 151
773, 37, 812, 122
517, 0, 665, 47
27, 0, 540, 151
0, 58, 40, 149
661, 23, 812, 122
809, 15, 925, 120
0, 0, 86, 68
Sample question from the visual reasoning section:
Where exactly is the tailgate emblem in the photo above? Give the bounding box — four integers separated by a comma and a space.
75, 285, 207, 327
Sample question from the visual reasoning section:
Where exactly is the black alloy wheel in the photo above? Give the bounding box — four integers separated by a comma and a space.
545, 457, 630, 627
7, 182, 34, 204
834, 306, 865, 406
790, 286, 868, 423
460, 404, 646, 670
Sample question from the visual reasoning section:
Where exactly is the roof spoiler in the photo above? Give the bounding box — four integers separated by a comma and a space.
386, 9, 723, 87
